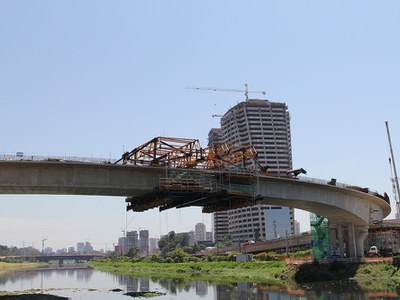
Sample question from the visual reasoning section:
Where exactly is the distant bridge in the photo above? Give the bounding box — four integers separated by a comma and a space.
0, 159, 391, 258
213, 233, 312, 255
4, 253, 106, 264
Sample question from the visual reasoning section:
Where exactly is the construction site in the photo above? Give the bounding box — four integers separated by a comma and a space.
115, 137, 270, 214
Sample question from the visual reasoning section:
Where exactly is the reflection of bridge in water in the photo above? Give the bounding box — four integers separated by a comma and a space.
0, 137, 391, 258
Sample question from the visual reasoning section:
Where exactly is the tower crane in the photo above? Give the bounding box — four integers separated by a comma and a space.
186, 83, 266, 101
386, 121, 400, 222
41, 237, 47, 254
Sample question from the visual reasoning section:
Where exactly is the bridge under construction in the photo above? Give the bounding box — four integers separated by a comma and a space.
115, 137, 387, 215
0, 136, 392, 258
116, 137, 301, 213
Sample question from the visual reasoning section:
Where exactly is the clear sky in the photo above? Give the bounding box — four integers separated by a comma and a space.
1, 1, 399, 251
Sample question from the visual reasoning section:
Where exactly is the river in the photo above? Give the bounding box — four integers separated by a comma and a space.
0, 266, 397, 299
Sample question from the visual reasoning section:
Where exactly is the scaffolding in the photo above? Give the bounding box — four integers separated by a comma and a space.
115, 137, 264, 213
310, 213, 330, 259
365, 221, 400, 256
125, 169, 262, 213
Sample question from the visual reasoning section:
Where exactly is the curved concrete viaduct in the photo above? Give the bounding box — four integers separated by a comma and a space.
0, 160, 391, 258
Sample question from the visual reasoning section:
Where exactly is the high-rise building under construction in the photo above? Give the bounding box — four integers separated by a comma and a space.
209, 99, 294, 244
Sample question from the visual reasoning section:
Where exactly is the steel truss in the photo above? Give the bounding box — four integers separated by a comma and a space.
115, 136, 259, 171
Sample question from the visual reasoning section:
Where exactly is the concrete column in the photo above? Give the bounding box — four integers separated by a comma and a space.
329, 223, 338, 255
347, 223, 357, 259
355, 227, 369, 257
337, 225, 344, 258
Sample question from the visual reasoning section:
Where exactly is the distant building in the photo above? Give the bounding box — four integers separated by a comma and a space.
207, 128, 223, 146
118, 237, 127, 255
44, 247, 53, 254
77, 242, 85, 253
294, 220, 301, 235
209, 98, 295, 244
149, 238, 159, 255
126, 231, 139, 253
213, 212, 229, 243
228, 204, 267, 243
68, 247, 75, 254
206, 231, 213, 242
139, 230, 149, 256
188, 231, 195, 245
84, 242, 93, 253
221, 99, 292, 175
195, 223, 206, 242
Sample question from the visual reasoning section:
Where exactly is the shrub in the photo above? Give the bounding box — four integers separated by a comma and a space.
393, 256, 400, 270
254, 252, 276, 261
167, 249, 191, 263
227, 251, 238, 261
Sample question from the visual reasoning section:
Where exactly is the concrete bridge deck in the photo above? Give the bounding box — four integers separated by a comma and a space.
0, 160, 391, 258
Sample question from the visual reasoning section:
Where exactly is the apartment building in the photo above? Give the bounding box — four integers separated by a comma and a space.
209, 99, 294, 243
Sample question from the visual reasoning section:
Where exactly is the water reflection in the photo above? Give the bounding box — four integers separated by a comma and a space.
0, 267, 398, 299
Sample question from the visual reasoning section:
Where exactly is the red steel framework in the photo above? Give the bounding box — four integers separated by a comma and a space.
115, 136, 259, 171
116, 137, 262, 213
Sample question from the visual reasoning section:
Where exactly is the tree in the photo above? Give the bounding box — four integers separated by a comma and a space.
167, 249, 190, 263
158, 231, 190, 256
182, 244, 205, 254
127, 247, 140, 258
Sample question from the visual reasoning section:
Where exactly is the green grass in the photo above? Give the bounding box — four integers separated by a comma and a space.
90, 259, 400, 293
353, 262, 400, 291
89, 260, 287, 285
0, 262, 45, 275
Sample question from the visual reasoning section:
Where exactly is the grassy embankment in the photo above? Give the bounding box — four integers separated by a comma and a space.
0, 262, 45, 275
294, 259, 400, 292
90, 259, 400, 292
89, 260, 292, 286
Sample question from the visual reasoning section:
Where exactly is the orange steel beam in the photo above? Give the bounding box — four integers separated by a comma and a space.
115, 137, 259, 171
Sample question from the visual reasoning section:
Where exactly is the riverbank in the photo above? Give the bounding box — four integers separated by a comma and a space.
89, 259, 400, 292
89, 260, 292, 286
0, 262, 45, 275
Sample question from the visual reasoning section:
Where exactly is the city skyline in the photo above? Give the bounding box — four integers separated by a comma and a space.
1, 1, 399, 250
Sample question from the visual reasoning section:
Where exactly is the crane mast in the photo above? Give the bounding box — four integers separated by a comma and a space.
385, 121, 400, 222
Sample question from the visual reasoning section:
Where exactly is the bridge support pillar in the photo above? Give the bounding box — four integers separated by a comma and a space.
355, 227, 369, 257
337, 224, 345, 258
329, 224, 341, 257
347, 223, 357, 259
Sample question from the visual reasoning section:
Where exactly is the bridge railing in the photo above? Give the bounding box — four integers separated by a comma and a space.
297, 175, 389, 204
0, 153, 388, 204
0, 153, 117, 165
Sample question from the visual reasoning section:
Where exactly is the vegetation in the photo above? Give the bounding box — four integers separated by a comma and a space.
0, 262, 45, 275
90, 259, 287, 285
89, 247, 400, 293
127, 247, 140, 258
0, 245, 40, 258
295, 260, 358, 283
353, 261, 400, 291
214, 235, 233, 248
157, 231, 190, 256
0, 294, 67, 299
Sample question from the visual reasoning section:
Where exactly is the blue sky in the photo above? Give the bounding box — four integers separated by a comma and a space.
1, 1, 399, 250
